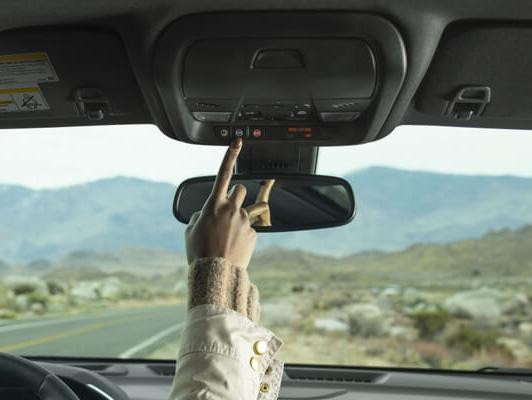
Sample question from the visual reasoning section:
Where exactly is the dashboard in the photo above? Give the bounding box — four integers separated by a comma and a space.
34, 359, 532, 400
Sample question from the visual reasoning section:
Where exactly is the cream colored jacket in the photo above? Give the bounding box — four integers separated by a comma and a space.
169, 258, 284, 400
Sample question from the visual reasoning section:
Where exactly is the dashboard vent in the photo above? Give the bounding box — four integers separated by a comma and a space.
148, 364, 176, 376
286, 368, 388, 384
70, 364, 128, 376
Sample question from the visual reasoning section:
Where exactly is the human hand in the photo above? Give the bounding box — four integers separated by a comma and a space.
185, 138, 268, 268
249, 179, 275, 227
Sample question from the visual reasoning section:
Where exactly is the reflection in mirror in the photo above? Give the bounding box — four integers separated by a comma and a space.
174, 175, 355, 232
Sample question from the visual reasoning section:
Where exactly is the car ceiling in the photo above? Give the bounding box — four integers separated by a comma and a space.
2, 0, 532, 145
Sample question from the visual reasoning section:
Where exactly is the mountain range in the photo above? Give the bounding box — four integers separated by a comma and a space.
2, 167, 532, 264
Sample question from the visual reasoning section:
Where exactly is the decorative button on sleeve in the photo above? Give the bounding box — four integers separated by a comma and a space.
254, 340, 268, 355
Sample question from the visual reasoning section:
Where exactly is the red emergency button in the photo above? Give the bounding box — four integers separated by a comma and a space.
252, 128, 263, 138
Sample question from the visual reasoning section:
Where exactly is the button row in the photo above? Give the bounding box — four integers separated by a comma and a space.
249, 339, 269, 372
250, 339, 271, 393
215, 125, 323, 140
215, 126, 264, 139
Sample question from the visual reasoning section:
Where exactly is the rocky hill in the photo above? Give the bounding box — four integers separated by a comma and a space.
3, 167, 532, 263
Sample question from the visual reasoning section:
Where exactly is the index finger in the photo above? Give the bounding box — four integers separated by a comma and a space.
210, 138, 242, 202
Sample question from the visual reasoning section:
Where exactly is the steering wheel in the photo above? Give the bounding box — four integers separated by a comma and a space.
0, 352, 79, 400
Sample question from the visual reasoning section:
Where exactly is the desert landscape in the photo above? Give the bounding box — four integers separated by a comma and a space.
1, 225, 531, 369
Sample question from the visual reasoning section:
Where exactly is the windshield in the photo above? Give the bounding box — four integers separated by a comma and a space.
1, 125, 531, 370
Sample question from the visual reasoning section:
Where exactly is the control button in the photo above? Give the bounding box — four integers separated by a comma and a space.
252, 128, 263, 138
319, 112, 361, 122
234, 127, 246, 138
215, 127, 231, 138
250, 357, 260, 371
192, 111, 232, 122
253, 340, 268, 355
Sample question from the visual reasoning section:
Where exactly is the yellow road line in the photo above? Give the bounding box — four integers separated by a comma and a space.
0, 315, 144, 352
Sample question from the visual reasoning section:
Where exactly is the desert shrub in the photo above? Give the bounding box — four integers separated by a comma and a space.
446, 323, 499, 355
26, 292, 48, 307
291, 284, 304, 293
347, 304, 384, 337
46, 281, 65, 295
412, 341, 452, 368
261, 302, 297, 328
0, 309, 16, 319
0, 283, 13, 308
413, 308, 450, 339
12, 283, 36, 295
313, 290, 353, 310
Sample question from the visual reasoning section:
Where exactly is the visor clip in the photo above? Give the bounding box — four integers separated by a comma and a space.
73, 88, 111, 121
444, 86, 491, 121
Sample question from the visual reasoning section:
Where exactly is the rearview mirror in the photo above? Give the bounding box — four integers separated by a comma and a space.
173, 174, 355, 232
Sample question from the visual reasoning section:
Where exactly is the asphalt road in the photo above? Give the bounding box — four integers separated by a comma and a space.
0, 304, 186, 358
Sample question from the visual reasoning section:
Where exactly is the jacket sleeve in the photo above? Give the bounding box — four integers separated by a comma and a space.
169, 258, 284, 400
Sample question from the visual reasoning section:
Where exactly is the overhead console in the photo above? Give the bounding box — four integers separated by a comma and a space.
154, 13, 406, 146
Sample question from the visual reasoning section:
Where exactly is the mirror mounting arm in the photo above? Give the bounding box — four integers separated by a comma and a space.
235, 143, 318, 175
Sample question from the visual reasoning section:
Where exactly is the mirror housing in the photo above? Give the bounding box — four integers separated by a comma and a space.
173, 174, 355, 232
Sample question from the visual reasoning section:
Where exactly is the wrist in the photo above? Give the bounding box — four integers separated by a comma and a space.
187, 257, 260, 322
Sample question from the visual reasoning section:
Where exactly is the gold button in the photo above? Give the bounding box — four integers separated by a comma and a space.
253, 340, 268, 355
265, 366, 273, 375
250, 356, 260, 371
260, 383, 270, 393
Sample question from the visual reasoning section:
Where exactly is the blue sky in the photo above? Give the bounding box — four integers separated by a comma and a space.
1, 124, 532, 188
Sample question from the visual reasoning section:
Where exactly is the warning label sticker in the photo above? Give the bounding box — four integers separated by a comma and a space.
0, 52, 58, 85
0, 86, 50, 113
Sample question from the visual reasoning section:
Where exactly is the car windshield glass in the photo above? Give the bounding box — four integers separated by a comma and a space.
1, 124, 531, 370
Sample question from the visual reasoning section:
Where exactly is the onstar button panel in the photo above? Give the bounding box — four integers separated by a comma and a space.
215, 126, 324, 140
